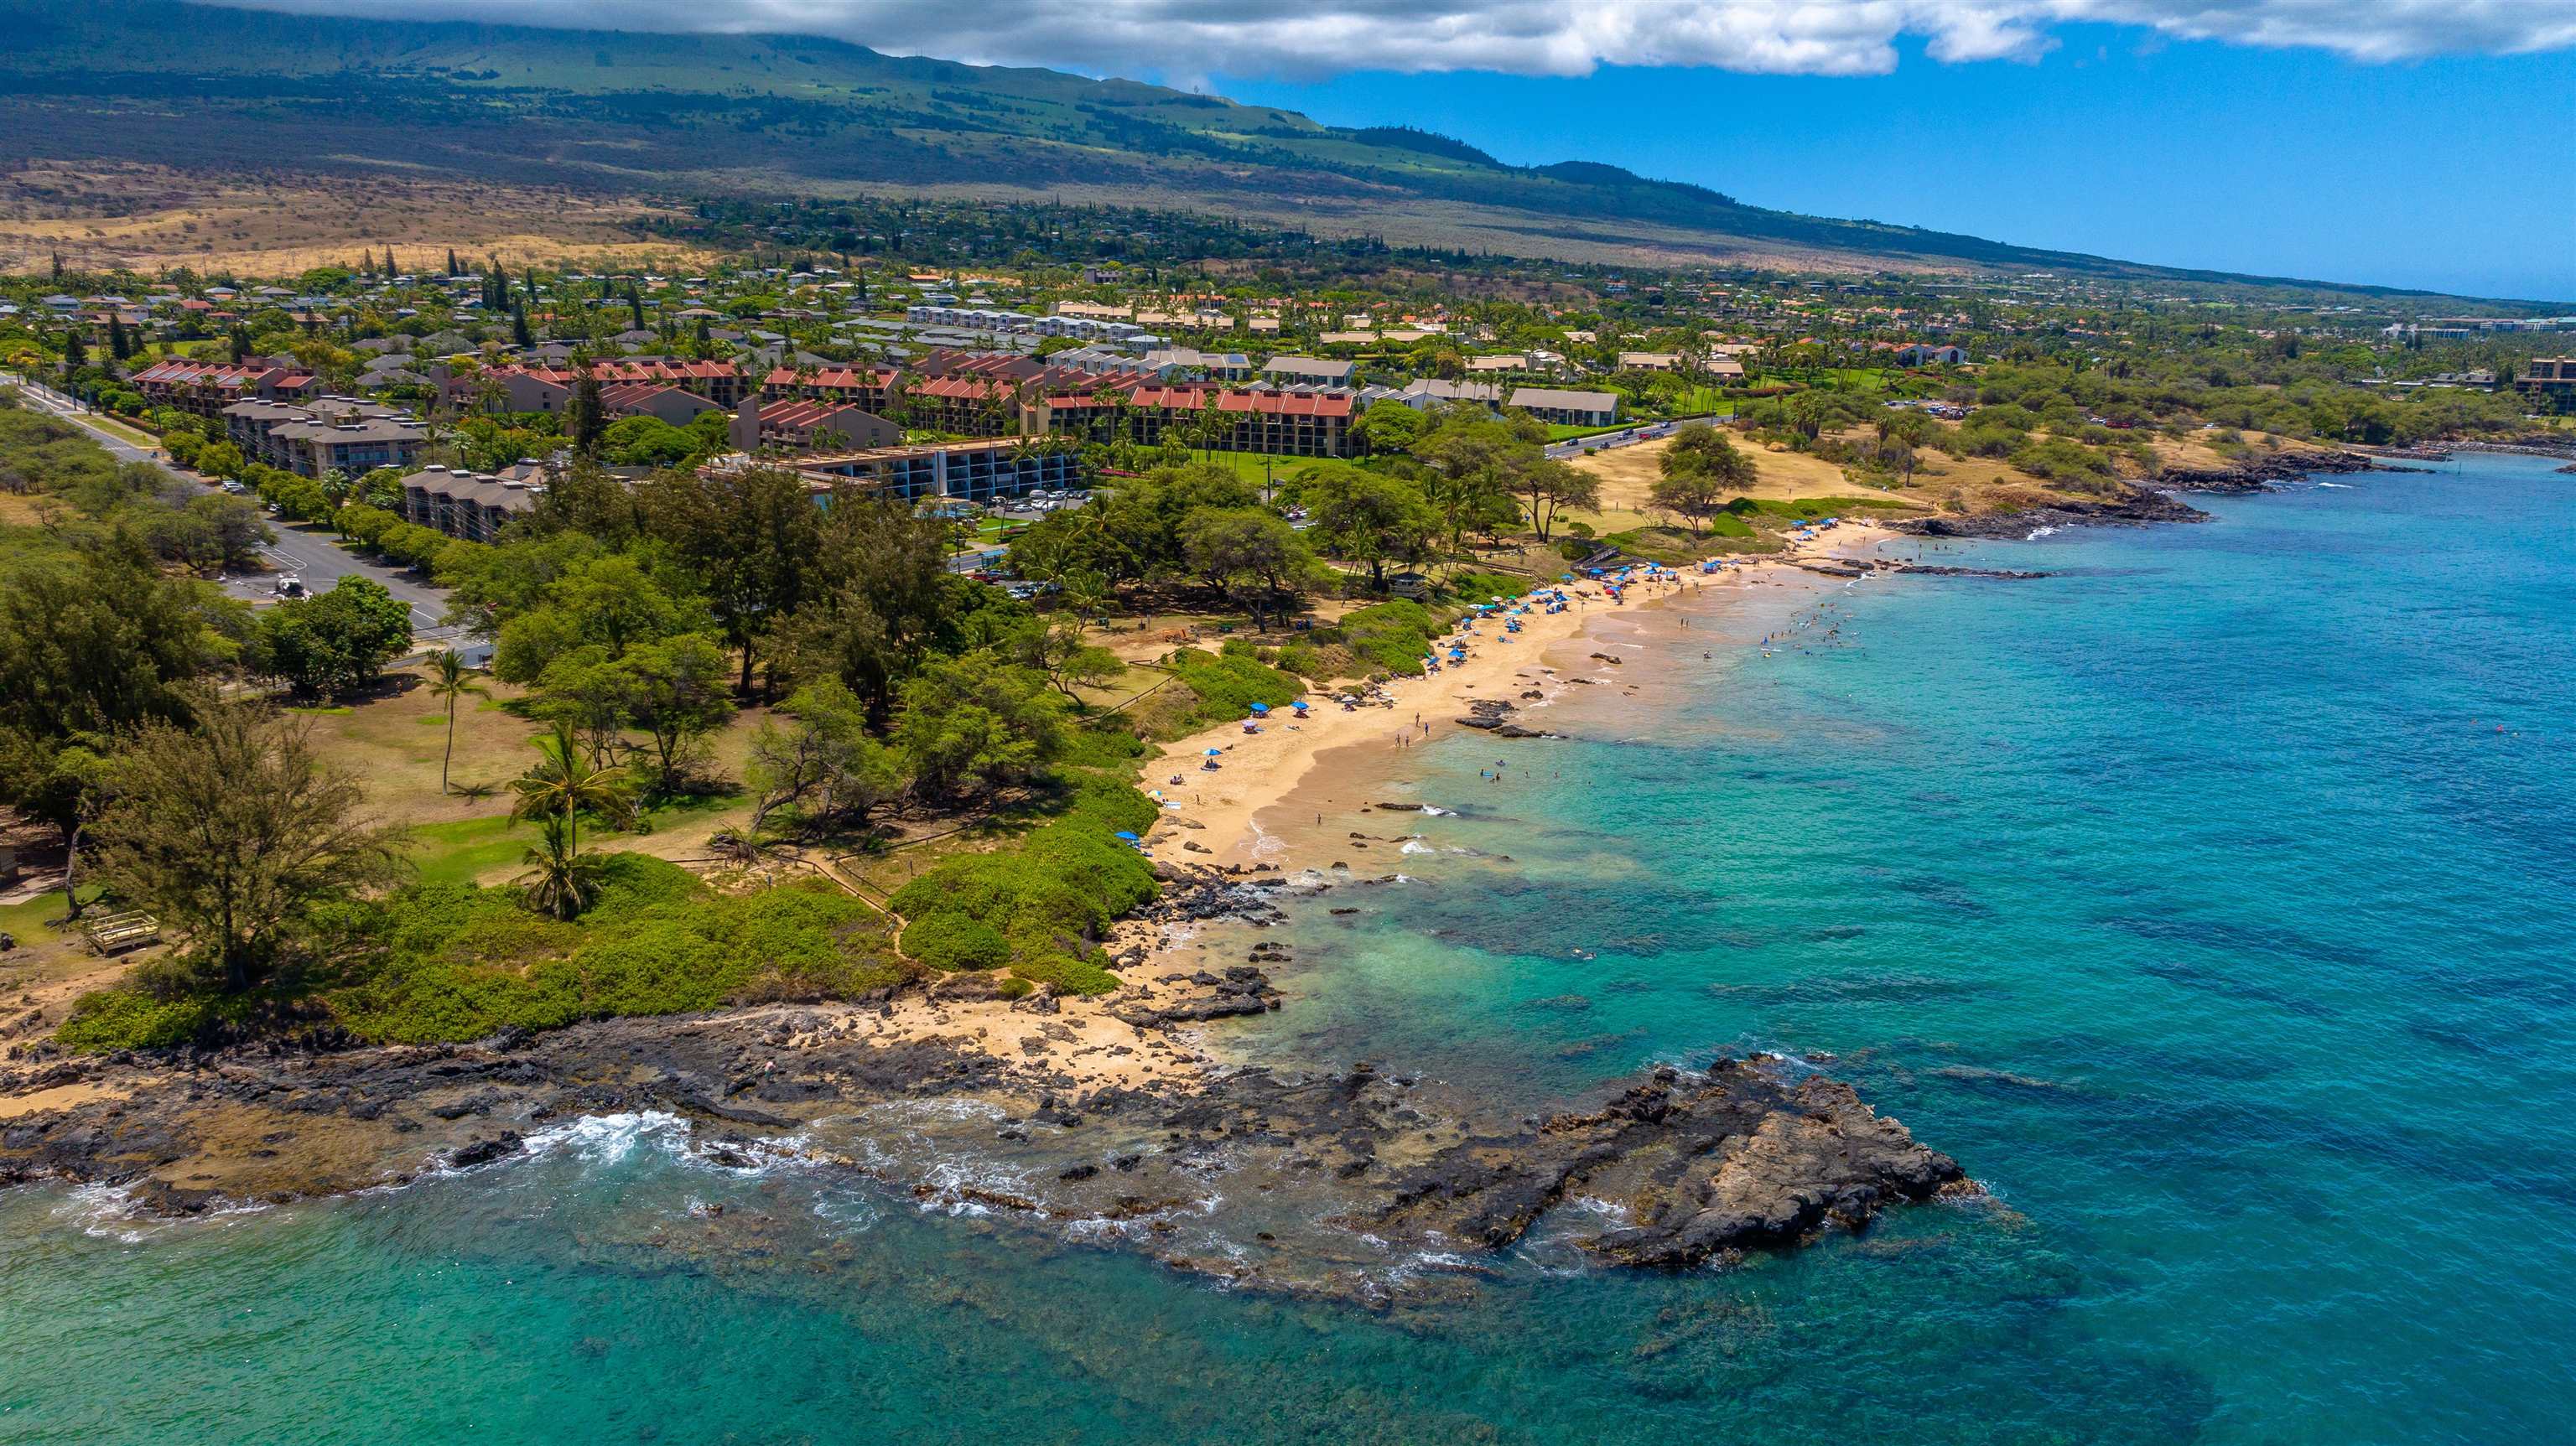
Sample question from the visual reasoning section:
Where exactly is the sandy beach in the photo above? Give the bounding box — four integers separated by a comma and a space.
1141, 523, 1899, 874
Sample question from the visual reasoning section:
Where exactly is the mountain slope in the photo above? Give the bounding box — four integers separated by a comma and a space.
0, 0, 2438, 289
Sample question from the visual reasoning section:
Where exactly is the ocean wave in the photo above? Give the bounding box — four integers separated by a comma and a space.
53, 1180, 274, 1243
1400, 840, 1436, 855
514, 1110, 830, 1181
520, 1109, 689, 1165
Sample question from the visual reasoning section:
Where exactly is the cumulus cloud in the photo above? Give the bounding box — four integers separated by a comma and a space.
223, 0, 2576, 79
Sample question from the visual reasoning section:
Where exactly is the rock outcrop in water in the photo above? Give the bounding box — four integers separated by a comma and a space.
1370, 1063, 1967, 1267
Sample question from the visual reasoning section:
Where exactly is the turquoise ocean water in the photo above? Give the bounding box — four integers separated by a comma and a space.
5, 453, 2571, 1443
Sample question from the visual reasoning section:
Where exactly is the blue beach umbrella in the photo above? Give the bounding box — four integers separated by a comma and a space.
1114, 831, 1140, 842
1204, 748, 1223, 756
1249, 702, 1270, 714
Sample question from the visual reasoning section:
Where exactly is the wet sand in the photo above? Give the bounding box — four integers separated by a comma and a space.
1148, 526, 1898, 881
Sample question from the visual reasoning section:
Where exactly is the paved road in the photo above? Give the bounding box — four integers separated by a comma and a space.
6, 372, 459, 641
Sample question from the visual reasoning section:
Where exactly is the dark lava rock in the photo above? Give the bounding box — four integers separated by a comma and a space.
445, 1132, 524, 1169
1894, 486, 2206, 538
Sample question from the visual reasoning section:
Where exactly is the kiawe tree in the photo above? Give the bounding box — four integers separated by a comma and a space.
893, 651, 1067, 801
256, 575, 413, 700
1510, 456, 1600, 542
90, 696, 407, 993
1180, 507, 1310, 628
601, 632, 737, 792
638, 464, 824, 697
742, 677, 902, 842
1297, 463, 1438, 590
1650, 422, 1758, 536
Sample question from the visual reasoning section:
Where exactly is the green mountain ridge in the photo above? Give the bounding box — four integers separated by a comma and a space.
0, 0, 2501, 297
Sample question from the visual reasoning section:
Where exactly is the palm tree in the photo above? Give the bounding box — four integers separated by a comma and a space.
509, 720, 635, 916
516, 815, 606, 922
426, 650, 488, 795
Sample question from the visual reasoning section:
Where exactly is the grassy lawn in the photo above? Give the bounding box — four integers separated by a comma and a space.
405, 815, 531, 888
1810, 368, 1894, 393
404, 791, 751, 890
291, 661, 771, 884
0, 886, 132, 1003
1662, 386, 1737, 416
1199, 450, 1322, 488
0, 889, 82, 951
80, 412, 162, 448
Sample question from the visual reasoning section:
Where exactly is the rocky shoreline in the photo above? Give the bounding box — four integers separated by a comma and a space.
2150, 445, 2397, 493
1, 961, 1968, 1301
1891, 485, 2209, 539
1891, 448, 2411, 541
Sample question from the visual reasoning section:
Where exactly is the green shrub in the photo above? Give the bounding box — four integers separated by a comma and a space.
587, 853, 706, 915
1442, 571, 1526, 604
886, 766, 1153, 995
55, 987, 225, 1051
723, 884, 907, 998
1162, 647, 1302, 733
1272, 640, 1335, 680
319, 853, 903, 1043
1008, 949, 1122, 997
901, 912, 1012, 972
2010, 437, 2115, 481
1340, 599, 1441, 676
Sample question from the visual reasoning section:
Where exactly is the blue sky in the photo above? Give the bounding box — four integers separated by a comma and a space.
1205, 33, 2576, 302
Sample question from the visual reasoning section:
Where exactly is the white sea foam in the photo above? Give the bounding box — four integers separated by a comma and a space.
1564, 1194, 1635, 1225
1400, 840, 1436, 855
54, 1180, 274, 1242
519, 1109, 688, 1165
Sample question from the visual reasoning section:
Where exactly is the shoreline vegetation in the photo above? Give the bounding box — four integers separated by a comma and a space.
2, 238, 2529, 1296
0, 474, 2275, 1287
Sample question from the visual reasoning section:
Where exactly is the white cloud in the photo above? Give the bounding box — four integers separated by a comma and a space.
223, 0, 2576, 79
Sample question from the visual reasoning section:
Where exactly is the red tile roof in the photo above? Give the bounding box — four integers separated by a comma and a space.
765, 365, 897, 390
760, 399, 871, 430
1051, 384, 1352, 418
131, 360, 307, 392
595, 381, 709, 412
492, 360, 738, 386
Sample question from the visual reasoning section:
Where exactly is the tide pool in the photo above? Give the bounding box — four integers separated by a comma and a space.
5, 454, 2570, 1444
